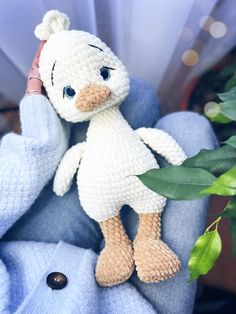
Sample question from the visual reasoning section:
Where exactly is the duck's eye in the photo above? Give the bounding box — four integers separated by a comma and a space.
63, 86, 76, 99
100, 67, 111, 81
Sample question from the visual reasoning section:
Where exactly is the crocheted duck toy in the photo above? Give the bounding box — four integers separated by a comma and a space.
35, 10, 186, 287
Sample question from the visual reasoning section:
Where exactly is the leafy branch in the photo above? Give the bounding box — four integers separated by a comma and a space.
137, 85, 236, 281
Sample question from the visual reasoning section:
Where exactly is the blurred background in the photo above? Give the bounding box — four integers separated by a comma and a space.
0, 1, 236, 312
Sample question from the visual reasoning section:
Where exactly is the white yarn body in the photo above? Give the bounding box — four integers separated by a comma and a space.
76, 106, 181, 222
54, 106, 186, 222
37, 10, 187, 222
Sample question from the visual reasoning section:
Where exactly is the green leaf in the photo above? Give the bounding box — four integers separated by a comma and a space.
201, 168, 236, 196
204, 102, 231, 124
225, 76, 236, 92
209, 113, 232, 124
224, 135, 236, 149
137, 166, 216, 200
202, 183, 236, 196
220, 101, 236, 121
219, 198, 236, 219
188, 230, 222, 281
204, 102, 220, 118
182, 145, 236, 176
221, 198, 236, 255
218, 86, 236, 102
230, 218, 236, 255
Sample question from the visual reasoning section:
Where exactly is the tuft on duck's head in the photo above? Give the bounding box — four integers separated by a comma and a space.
35, 10, 130, 123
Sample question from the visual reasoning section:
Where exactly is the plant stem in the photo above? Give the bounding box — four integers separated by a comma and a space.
206, 217, 222, 232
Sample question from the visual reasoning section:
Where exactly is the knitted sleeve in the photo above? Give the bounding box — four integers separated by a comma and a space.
135, 127, 187, 165
0, 95, 68, 237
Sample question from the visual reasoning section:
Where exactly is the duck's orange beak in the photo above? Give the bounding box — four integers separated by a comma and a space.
75, 84, 112, 112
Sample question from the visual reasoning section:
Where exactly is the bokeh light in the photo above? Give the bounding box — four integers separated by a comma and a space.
182, 49, 199, 66
199, 15, 215, 31
209, 21, 227, 38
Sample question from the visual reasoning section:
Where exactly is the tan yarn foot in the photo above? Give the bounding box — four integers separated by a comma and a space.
134, 213, 180, 283
96, 214, 134, 286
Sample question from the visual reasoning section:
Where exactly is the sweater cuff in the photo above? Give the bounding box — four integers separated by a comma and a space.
19, 94, 60, 139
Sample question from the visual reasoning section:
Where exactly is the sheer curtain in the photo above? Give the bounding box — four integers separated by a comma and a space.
0, 0, 235, 113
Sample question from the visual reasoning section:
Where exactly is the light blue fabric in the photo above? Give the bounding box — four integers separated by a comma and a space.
0, 78, 217, 313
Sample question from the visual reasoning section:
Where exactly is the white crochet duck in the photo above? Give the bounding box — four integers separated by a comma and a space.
35, 10, 186, 286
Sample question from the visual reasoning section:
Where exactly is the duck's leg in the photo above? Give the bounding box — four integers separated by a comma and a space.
133, 213, 180, 283
96, 214, 134, 286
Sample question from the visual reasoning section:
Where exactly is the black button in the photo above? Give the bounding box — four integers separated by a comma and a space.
47, 272, 68, 290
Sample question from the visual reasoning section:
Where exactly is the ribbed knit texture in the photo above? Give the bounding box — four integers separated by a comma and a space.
0, 95, 68, 238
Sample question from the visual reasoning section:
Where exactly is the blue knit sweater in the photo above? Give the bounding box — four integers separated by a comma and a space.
0, 79, 217, 313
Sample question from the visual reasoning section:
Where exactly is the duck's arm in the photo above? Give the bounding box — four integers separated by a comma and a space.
135, 127, 186, 165
53, 142, 86, 196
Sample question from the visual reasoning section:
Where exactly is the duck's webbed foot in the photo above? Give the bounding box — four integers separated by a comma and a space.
134, 213, 180, 283
96, 214, 134, 286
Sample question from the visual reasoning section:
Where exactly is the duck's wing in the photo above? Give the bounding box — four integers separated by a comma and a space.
53, 142, 86, 196
135, 127, 186, 165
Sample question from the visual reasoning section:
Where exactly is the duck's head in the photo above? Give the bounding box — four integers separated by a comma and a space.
35, 10, 130, 123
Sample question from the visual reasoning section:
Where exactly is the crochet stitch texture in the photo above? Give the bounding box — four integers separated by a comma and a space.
35, 10, 186, 286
